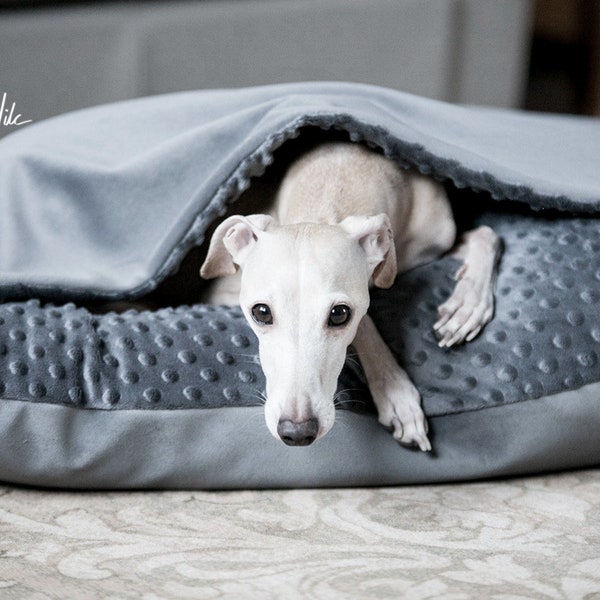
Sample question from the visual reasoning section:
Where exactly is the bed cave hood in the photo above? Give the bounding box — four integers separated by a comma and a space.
1, 81, 599, 303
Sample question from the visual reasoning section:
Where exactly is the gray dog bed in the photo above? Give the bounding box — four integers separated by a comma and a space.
0, 82, 599, 489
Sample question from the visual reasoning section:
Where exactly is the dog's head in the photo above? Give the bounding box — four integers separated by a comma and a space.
200, 213, 396, 446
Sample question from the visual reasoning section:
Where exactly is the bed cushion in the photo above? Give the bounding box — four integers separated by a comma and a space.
0, 82, 598, 489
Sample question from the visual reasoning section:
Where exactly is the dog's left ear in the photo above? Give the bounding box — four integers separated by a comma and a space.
200, 214, 275, 279
340, 214, 397, 288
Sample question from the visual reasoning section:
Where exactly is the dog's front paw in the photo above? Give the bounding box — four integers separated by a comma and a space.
434, 268, 494, 348
435, 225, 500, 348
387, 414, 431, 452
372, 378, 431, 452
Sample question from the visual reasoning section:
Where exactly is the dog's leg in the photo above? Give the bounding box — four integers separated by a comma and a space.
353, 314, 431, 451
434, 225, 502, 348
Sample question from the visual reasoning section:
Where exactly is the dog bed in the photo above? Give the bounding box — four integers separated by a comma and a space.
0, 82, 598, 489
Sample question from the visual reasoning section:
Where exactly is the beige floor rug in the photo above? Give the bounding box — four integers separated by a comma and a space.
1, 469, 599, 599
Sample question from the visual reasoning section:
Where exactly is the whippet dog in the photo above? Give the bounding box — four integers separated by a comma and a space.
201, 142, 501, 451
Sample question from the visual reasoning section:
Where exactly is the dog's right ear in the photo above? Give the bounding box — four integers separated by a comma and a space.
340, 213, 397, 288
200, 214, 275, 279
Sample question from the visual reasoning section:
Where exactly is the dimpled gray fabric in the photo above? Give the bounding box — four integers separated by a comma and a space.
1, 82, 599, 302
0, 301, 366, 412
370, 212, 600, 417
0, 82, 599, 489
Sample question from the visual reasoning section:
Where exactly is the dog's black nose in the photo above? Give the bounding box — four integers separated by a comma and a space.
277, 418, 319, 446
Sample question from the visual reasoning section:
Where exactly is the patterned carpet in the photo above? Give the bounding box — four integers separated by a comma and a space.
1, 470, 599, 599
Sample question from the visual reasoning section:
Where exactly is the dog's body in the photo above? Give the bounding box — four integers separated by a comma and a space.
201, 143, 501, 450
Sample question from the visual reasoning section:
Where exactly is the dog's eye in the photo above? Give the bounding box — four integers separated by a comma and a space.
251, 303, 273, 325
328, 304, 351, 327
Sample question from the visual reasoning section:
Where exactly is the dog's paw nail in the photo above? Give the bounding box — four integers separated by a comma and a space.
465, 326, 482, 342
447, 333, 463, 347
454, 264, 467, 280
437, 332, 456, 348
414, 437, 432, 452
398, 437, 432, 452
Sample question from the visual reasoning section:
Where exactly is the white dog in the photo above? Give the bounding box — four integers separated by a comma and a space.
201, 143, 501, 450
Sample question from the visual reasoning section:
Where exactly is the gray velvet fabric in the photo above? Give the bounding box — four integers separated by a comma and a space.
0, 82, 598, 489
1, 384, 599, 489
1, 82, 599, 301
